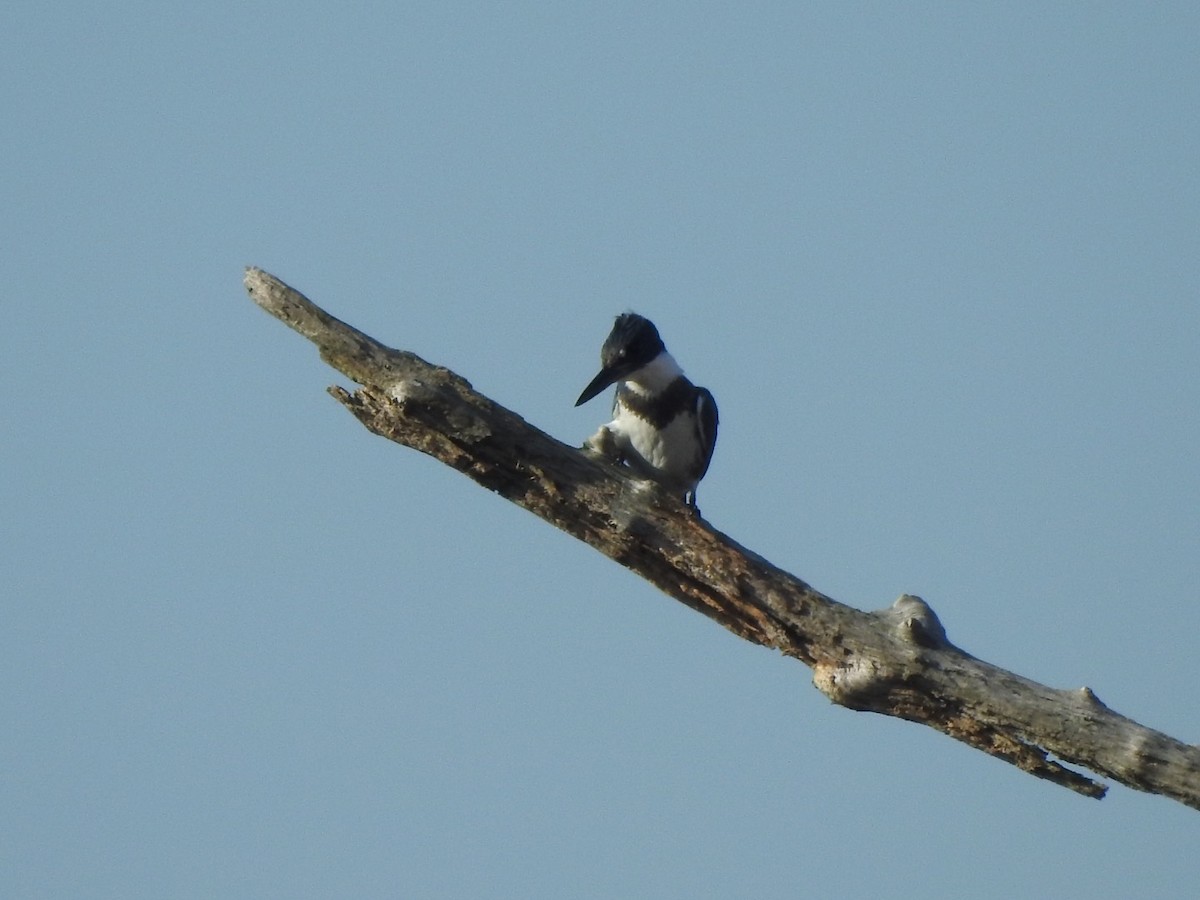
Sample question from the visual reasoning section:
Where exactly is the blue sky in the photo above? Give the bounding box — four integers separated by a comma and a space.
4, 3, 1199, 897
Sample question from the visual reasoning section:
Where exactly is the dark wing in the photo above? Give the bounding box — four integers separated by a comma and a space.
693, 387, 718, 481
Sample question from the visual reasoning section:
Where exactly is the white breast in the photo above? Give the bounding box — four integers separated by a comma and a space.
607, 404, 701, 488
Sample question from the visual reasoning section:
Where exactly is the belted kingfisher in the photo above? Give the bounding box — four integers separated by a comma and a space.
575, 313, 718, 510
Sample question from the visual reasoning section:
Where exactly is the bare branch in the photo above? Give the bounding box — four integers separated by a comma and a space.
245, 266, 1200, 811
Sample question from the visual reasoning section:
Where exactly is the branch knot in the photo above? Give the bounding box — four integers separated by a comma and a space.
881, 594, 947, 648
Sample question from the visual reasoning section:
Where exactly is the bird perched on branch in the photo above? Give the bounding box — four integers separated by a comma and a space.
575, 313, 718, 511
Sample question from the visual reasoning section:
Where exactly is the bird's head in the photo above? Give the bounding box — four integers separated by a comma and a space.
575, 313, 665, 406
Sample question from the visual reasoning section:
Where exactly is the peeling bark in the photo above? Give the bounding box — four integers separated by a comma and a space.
245, 266, 1200, 811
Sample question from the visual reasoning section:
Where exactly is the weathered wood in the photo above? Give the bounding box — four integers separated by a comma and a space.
245, 266, 1200, 811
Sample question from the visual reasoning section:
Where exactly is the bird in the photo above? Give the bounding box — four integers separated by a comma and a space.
575, 313, 718, 510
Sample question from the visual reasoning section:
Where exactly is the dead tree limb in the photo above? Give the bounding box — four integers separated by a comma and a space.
244, 266, 1200, 811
